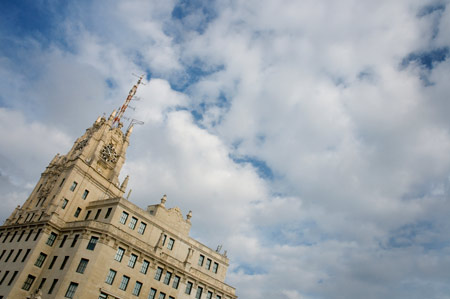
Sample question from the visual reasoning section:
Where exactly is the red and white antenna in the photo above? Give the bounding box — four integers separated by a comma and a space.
112, 74, 145, 127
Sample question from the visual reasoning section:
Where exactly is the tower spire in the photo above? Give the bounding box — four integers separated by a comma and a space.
112, 75, 144, 127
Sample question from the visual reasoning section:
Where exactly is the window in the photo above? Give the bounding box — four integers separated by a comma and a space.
105, 269, 116, 285
0, 271, 9, 285
25, 229, 33, 241
148, 288, 157, 299
0, 250, 5, 261
38, 278, 47, 290
7, 271, 18, 285
206, 291, 213, 299
128, 253, 137, 268
154, 267, 163, 281
94, 209, 101, 220
34, 252, 47, 268
163, 271, 172, 285
74, 207, 81, 218
198, 254, 204, 266
185, 281, 193, 294
162, 234, 167, 246
5, 250, 13, 262
60, 235, 68, 247
196, 286, 203, 299
22, 249, 31, 262
48, 279, 58, 294
132, 281, 143, 296
119, 275, 129, 290
169, 297, 175, 299
105, 208, 112, 219
22, 274, 35, 290
138, 222, 147, 234
17, 230, 25, 242
48, 256, 58, 269
10, 231, 17, 242
2, 232, 9, 243
71, 234, 80, 247
172, 275, 180, 289
46, 232, 57, 246
60, 256, 70, 270
141, 259, 150, 274
82, 189, 89, 200
205, 258, 211, 270
59, 178, 65, 187
158, 293, 166, 299
119, 211, 129, 224
212, 262, 219, 273
34, 228, 42, 241
65, 282, 78, 298
70, 181, 78, 191
99, 292, 108, 299
87, 236, 99, 250
129, 217, 138, 229
84, 210, 92, 220
216, 296, 222, 299
76, 258, 89, 274
13, 249, 22, 262
167, 238, 175, 250
62, 198, 68, 209
115, 247, 125, 262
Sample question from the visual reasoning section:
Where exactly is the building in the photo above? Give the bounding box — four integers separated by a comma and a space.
0, 78, 237, 299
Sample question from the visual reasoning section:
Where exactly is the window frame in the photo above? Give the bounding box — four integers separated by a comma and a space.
76, 258, 89, 274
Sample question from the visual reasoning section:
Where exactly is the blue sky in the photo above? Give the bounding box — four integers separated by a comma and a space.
1, 0, 450, 298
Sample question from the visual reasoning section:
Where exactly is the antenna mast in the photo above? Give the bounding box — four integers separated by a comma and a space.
112, 74, 145, 127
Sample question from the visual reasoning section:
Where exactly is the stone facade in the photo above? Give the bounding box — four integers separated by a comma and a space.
0, 103, 236, 299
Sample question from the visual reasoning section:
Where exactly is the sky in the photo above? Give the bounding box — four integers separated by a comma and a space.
1, 0, 450, 298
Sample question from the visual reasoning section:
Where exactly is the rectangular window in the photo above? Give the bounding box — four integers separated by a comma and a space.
76, 258, 89, 274
185, 281, 193, 295
141, 259, 150, 274
81, 189, 89, 200
46, 232, 57, 246
132, 281, 143, 296
148, 288, 157, 299
154, 267, 163, 281
22, 274, 35, 290
216, 296, 221, 299
115, 247, 125, 262
49, 256, 58, 269
25, 229, 33, 241
84, 210, 91, 220
138, 222, 147, 234
119, 275, 129, 290
10, 231, 17, 242
5, 250, 14, 262
105, 207, 112, 219
198, 254, 204, 266
128, 253, 137, 268
129, 217, 138, 229
0, 249, 5, 261
17, 230, 25, 242
59, 178, 65, 187
70, 181, 78, 191
48, 279, 58, 294
119, 211, 129, 224
34, 252, 47, 268
71, 234, 80, 247
196, 286, 203, 299
163, 271, 172, 285
87, 236, 99, 250
60, 235, 68, 247
169, 297, 175, 299
0, 271, 9, 285
13, 249, 22, 262
94, 209, 101, 220
2, 232, 9, 243
60, 256, 69, 270
213, 262, 219, 273
167, 238, 175, 250
74, 207, 81, 218
34, 228, 42, 241
38, 278, 47, 290
105, 269, 116, 285
65, 282, 78, 298
158, 293, 166, 299
205, 258, 212, 270
172, 275, 180, 289
62, 198, 68, 209
162, 234, 167, 246
22, 249, 31, 262
7, 271, 18, 286
206, 291, 213, 299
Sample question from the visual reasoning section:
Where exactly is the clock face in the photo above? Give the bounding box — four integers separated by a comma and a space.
101, 143, 118, 163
